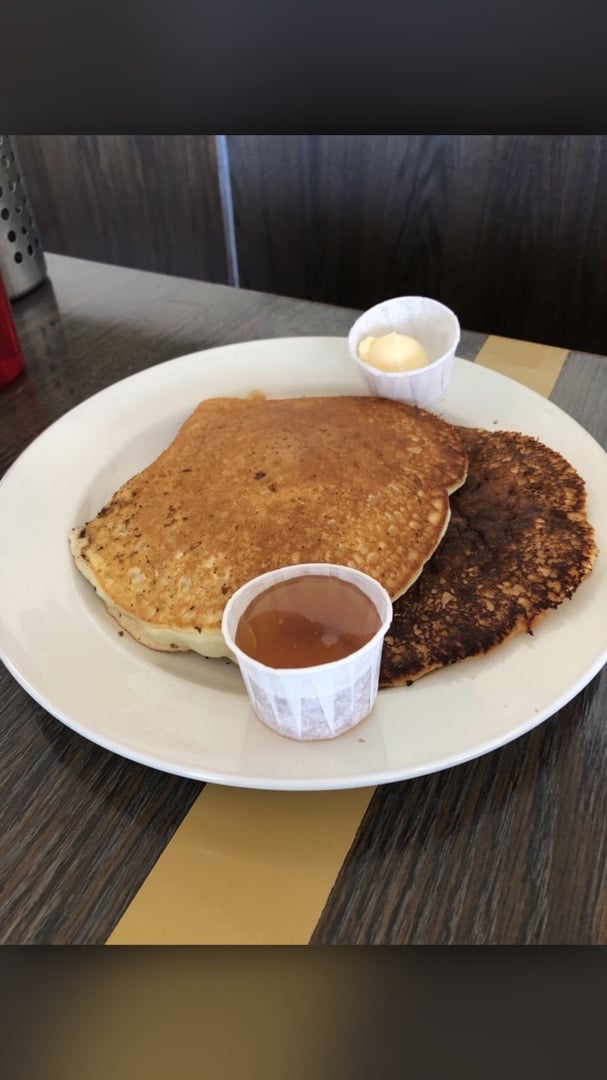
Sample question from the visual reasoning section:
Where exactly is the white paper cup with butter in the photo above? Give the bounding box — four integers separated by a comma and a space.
348, 295, 460, 407
222, 563, 393, 741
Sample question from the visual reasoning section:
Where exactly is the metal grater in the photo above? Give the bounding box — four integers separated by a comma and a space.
0, 135, 47, 299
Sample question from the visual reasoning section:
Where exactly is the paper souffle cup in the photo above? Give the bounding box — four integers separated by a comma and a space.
348, 295, 461, 407
221, 563, 393, 741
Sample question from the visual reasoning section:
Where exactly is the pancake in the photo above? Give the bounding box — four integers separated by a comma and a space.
70, 395, 468, 657
380, 427, 598, 686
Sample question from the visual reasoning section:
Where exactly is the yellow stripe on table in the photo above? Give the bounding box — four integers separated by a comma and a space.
107, 785, 373, 945
107, 333, 568, 946
474, 335, 568, 398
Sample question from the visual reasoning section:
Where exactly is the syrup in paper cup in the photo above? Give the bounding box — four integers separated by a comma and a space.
222, 563, 393, 741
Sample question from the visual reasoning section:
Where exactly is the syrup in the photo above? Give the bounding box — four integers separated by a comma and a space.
235, 573, 382, 668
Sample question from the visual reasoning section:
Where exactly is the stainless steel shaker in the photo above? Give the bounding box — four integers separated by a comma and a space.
0, 135, 47, 300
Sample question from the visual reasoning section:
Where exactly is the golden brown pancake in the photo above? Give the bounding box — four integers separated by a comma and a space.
380, 427, 598, 686
70, 395, 468, 657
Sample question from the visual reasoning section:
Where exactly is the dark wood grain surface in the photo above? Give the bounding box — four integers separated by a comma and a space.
12, 136, 607, 355
312, 675, 606, 945
228, 135, 607, 354
1, 254, 605, 944
12, 136, 229, 285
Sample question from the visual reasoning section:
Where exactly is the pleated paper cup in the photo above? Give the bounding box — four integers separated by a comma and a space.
222, 563, 393, 741
348, 295, 460, 407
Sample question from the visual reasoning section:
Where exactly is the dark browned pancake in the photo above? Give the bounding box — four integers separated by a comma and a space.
380, 427, 598, 686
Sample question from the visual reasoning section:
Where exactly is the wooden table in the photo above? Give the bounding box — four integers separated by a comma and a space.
1, 254, 606, 945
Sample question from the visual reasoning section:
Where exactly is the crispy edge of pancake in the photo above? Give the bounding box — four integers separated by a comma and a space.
70, 528, 228, 656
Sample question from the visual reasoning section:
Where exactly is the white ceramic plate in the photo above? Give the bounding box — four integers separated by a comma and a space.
1, 337, 606, 790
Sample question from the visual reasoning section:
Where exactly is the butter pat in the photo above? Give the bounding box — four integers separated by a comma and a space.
358, 332, 429, 373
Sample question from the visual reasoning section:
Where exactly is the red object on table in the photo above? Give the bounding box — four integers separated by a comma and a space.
0, 272, 25, 387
